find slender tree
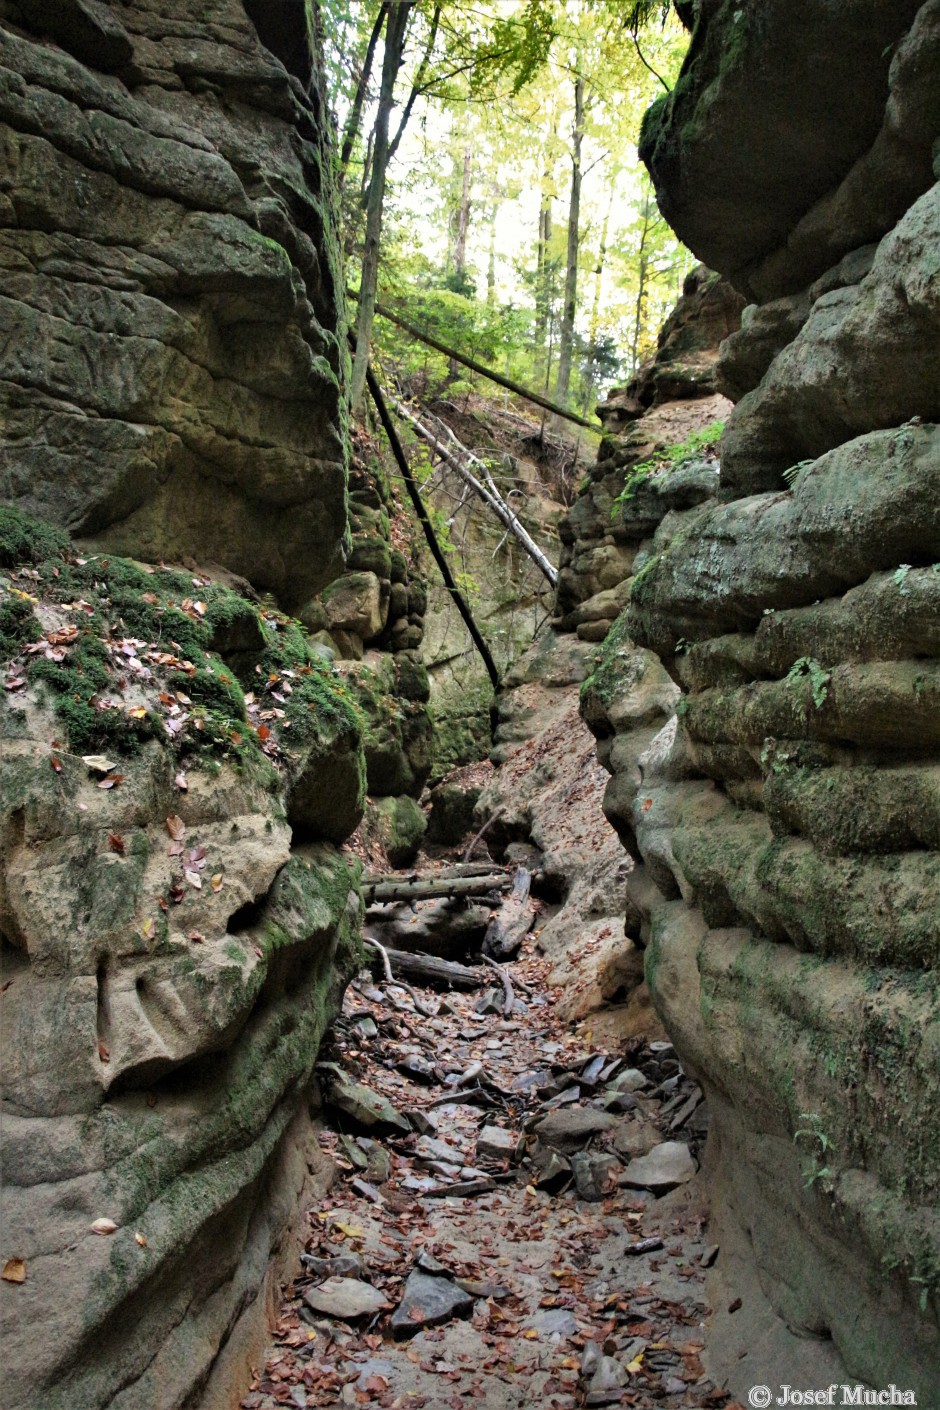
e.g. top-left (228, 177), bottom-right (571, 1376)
top-left (553, 71), bottom-right (585, 410)
top-left (350, 1), bottom-right (414, 411)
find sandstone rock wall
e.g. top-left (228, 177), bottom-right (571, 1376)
top-left (553, 266), bottom-right (739, 632)
top-left (586, 0), bottom-right (940, 1396)
top-left (0, 526), bottom-right (367, 1410)
top-left (0, 0), bottom-right (348, 614)
top-left (0, 5), bottom-right (372, 1404)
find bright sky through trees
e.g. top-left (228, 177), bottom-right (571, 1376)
top-left (321, 0), bottom-right (693, 413)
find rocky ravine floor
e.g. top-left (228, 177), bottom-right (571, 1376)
top-left (240, 941), bottom-right (742, 1410)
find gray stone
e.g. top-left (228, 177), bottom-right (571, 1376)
top-left (585, 1355), bottom-right (628, 1406)
top-left (476, 1125), bottom-right (522, 1162)
top-left (621, 1142), bottom-right (696, 1193)
top-left (532, 1107), bottom-right (617, 1153)
top-left (526, 1307), bottom-right (579, 1337)
top-left (404, 1107), bottom-right (439, 1136)
top-left (390, 1271), bottom-right (474, 1340)
top-left (534, 1151), bottom-right (573, 1193)
top-left (570, 1151), bottom-right (621, 1203)
top-left (302, 1278), bottom-right (389, 1321)
top-left (608, 1068), bottom-right (648, 1094)
top-left (301, 1254), bottom-right (364, 1283)
top-left (323, 1075), bottom-right (412, 1135)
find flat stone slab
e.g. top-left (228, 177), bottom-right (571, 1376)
top-left (532, 1107), bottom-right (617, 1152)
top-left (621, 1141), bottom-right (696, 1192)
top-left (303, 1277), bottom-right (389, 1320)
top-left (525, 1307), bottom-right (579, 1337)
top-left (476, 1125), bottom-right (522, 1161)
top-left (390, 1271), bottom-right (474, 1340)
top-left (323, 1074), bottom-right (411, 1134)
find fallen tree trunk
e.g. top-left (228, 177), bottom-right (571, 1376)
top-left (482, 866), bottom-right (533, 960)
top-left (362, 872), bottom-right (512, 904)
top-left (361, 295), bottom-right (599, 430)
top-left (365, 364), bottom-right (500, 691)
top-left (370, 948), bottom-right (486, 991)
top-left (391, 399), bottom-right (558, 588)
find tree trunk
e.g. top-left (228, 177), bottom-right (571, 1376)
top-left (350, 1), bottom-right (413, 412)
top-left (553, 74), bottom-right (585, 414)
top-left (391, 399), bottom-right (558, 587)
top-left (534, 194), bottom-right (552, 366)
top-left (454, 144), bottom-right (472, 276)
top-left (486, 202), bottom-right (497, 306)
top-left (630, 188), bottom-right (655, 376)
top-left (338, 2), bottom-right (388, 187)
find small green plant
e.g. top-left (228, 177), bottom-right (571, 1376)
top-left (893, 563), bottom-right (912, 595)
top-left (794, 1112), bottom-right (834, 1189)
top-left (611, 420), bottom-right (723, 518)
top-left (782, 458), bottom-right (814, 488)
top-left (786, 655), bottom-right (830, 709)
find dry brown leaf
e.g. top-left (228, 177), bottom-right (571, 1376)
top-left (134, 1232), bottom-right (148, 1247)
top-left (165, 815), bottom-right (185, 840)
top-left (98, 1040), bottom-right (110, 1063)
top-left (90, 1217), bottom-right (118, 1235)
top-left (107, 832), bottom-right (125, 855)
top-left (2, 1257), bottom-right (26, 1283)
top-left (184, 869), bottom-right (202, 890)
top-left (97, 774), bottom-right (123, 790)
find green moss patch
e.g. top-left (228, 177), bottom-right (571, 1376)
top-left (0, 509), bottom-right (362, 778)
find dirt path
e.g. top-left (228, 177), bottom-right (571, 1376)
top-left (241, 946), bottom-right (740, 1410)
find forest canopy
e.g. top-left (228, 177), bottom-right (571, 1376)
top-left (319, 0), bottom-right (694, 418)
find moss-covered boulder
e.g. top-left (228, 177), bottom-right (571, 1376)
top-left (0, 513), bottom-right (365, 1410)
top-left (363, 794), bottom-right (427, 867)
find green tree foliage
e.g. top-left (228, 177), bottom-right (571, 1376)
top-left (320, 0), bottom-right (694, 417)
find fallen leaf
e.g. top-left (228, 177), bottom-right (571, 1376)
top-left (50, 755), bottom-right (63, 774)
top-left (184, 869), bottom-right (202, 889)
top-left (82, 755), bottom-right (117, 773)
top-left (127, 706), bottom-right (148, 720)
top-left (98, 1040), bottom-right (110, 1063)
top-left (97, 773), bottom-right (123, 790)
top-left (165, 815), bottom-right (186, 840)
top-left (257, 724), bottom-right (271, 741)
top-left (2, 1257), bottom-right (26, 1284)
top-left (188, 930), bottom-right (205, 943)
top-left (107, 832), bottom-right (126, 855)
top-left (134, 1232), bottom-right (148, 1248)
top-left (90, 1218), bottom-right (118, 1236)
top-left (4, 676), bottom-right (27, 691)
top-left (332, 1220), bottom-right (364, 1239)
top-left (174, 771), bottom-right (188, 791)
top-left (210, 873), bottom-right (224, 893)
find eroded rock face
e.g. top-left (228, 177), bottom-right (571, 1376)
top-left (0, 0), bottom-right (348, 611)
top-left (588, 1), bottom-right (940, 1397)
top-left (0, 528), bottom-right (367, 1408)
top-left (1, 727), bottom-right (363, 1410)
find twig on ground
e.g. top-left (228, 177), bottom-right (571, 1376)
top-left (481, 955), bottom-right (515, 1017)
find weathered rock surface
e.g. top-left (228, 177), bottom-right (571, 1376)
top-left (390, 1270), bottom-right (474, 1340)
top-left (0, 0), bottom-right (349, 611)
top-left (0, 688), bottom-right (363, 1410)
top-left (580, 1), bottom-right (940, 1399)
